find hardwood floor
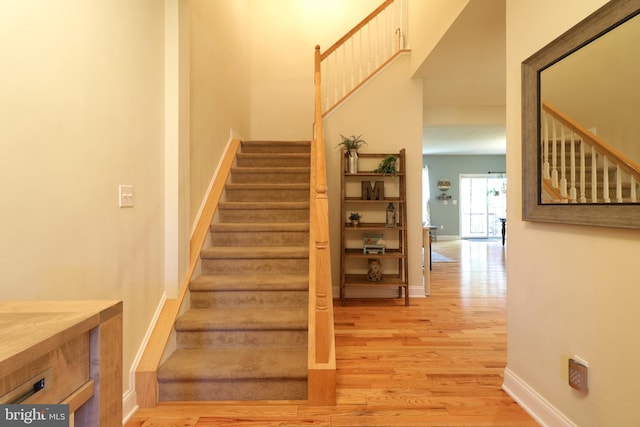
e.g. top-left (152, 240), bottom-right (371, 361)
top-left (125, 239), bottom-right (538, 426)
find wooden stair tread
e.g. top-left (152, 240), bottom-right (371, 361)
top-left (158, 348), bottom-right (307, 381)
top-left (175, 307), bottom-right (307, 331)
top-left (190, 274), bottom-right (308, 291)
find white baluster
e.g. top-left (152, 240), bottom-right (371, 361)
top-left (616, 165), bottom-right (623, 203)
top-left (359, 30), bottom-right (363, 82)
top-left (367, 22), bottom-right (372, 75)
top-left (375, 14), bottom-right (380, 67)
top-left (322, 59), bottom-right (329, 113)
top-left (560, 125), bottom-right (567, 198)
top-left (350, 38), bottom-right (355, 91)
top-left (551, 117), bottom-right (558, 189)
top-left (602, 156), bottom-right (610, 203)
top-left (631, 176), bottom-right (637, 202)
top-left (591, 146), bottom-right (598, 203)
top-left (331, 50), bottom-right (340, 107)
top-left (569, 132), bottom-right (577, 202)
top-left (342, 45), bottom-right (347, 97)
top-left (543, 111), bottom-right (550, 180)
top-left (579, 139), bottom-right (587, 203)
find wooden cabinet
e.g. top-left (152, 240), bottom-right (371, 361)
top-left (0, 300), bottom-right (122, 426)
top-left (340, 149), bottom-right (409, 306)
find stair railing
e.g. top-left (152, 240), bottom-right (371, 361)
top-left (320, 0), bottom-right (407, 116)
top-left (307, 45), bottom-right (336, 406)
top-left (541, 101), bottom-right (640, 203)
top-left (307, 0), bottom-right (407, 404)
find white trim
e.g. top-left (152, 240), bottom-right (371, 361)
top-left (122, 292), bottom-right (168, 425)
top-left (503, 367), bottom-right (576, 427)
top-left (190, 130), bottom-right (243, 238)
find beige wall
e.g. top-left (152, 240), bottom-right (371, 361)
top-left (189, 0), bottom-right (252, 225)
top-left (247, 0), bottom-right (380, 140)
top-left (0, 0), bottom-right (166, 399)
top-left (324, 54), bottom-right (424, 297)
top-left (506, 1), bottom-right (640, 425)
top-left (407, 0), bottom-right (468, 76)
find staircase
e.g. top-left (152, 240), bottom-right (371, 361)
top-left (157, 140), bottom-right (311, 401)
top-left (541, 102), bottom-right (640, 203)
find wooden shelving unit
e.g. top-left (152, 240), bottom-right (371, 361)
top-left (339, 149), bottom-right (409, 305)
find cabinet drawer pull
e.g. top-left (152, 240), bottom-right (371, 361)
top-left (0, 368), bottom-right (51, 405)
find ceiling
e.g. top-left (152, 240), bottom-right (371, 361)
top-left (415, 0), bottom-right (506, 155)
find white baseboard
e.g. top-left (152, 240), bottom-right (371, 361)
top-left (503, 367), bottom-right (575, 427)
top-left (122, 292), bottom-right (168, 424)
top-left (122, 389), bottom-right (138, 425)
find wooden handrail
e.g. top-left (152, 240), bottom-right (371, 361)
top-left (321, 0), bottom-right (394, 60)
top-left (543, 101), bottom-right (640, 180)
top-left (135, 139), bottom-right (240, 408)
top-left (319, 0), bottom-right (404, 115)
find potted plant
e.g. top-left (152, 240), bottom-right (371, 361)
top-left (336, 134), bottom-right (366, 173)
top-left (373, 155), bottom-right (398, 176)
top-left (349, 212), bottom-right (362, 227)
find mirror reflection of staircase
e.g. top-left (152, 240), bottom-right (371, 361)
top-left (157, 140), bottom-right (311, 401)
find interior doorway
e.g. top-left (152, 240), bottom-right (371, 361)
top-left (459, 174), bottom-right (506, 239)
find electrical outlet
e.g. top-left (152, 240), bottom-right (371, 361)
top-left (568, 357), bottom-right (588, 393)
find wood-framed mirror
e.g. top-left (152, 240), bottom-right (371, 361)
top-left (522, 0), bottom-right (640, 229)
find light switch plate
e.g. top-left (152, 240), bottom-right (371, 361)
top-left (119, 185), bottom-right (134, 208)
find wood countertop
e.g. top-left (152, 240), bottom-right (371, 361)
top-left (0, 300), bottom-right (122, 378)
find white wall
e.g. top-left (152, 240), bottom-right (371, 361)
top-left (0, 0), bottom-right (166, 396)
top-left (506, 1), bottom-right (640, 425)
top-left (324, 54), bottom-right (424, 297)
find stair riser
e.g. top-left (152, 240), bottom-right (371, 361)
top-left (158, 379), bottom-right (307, 401)
top-left (236, 157), bottom-right (310, 168)
top-left (190, 290), bottom-right (308, 308)
top-left (225, 189), bottom-right (309, 202)
top-left (201, 259), bottom-right (309, 275)
top-left (176, 329), bottom-right (307, 350)
top-left (231, 172), bottom-right (310, 184)
top-left (217, 209), bottom-right (309, 223)
top-left (210, 231), bottom-right (308, 246)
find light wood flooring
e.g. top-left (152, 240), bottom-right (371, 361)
top-left (125, 239), bottom-right (538, 426)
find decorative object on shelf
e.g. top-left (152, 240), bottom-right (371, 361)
top-left (349, 212), bottom-right (362, 227)
top-left (436, 178), bottom-right (452, 200)
top-left (367, 258), bottom-right (383, 282)
top-left (361, 181), bottom-right (384, 200)
top-left (385, 203), bottom-right (396, 227)
top-left (362, 233), bottom-right (386, 254)
top-left (372, 155), bottom-right (398, 176)
top-left (336, 134), bottom-right (366, 173)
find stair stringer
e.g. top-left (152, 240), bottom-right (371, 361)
top-left (135, 138), bottom-right (241, 408)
